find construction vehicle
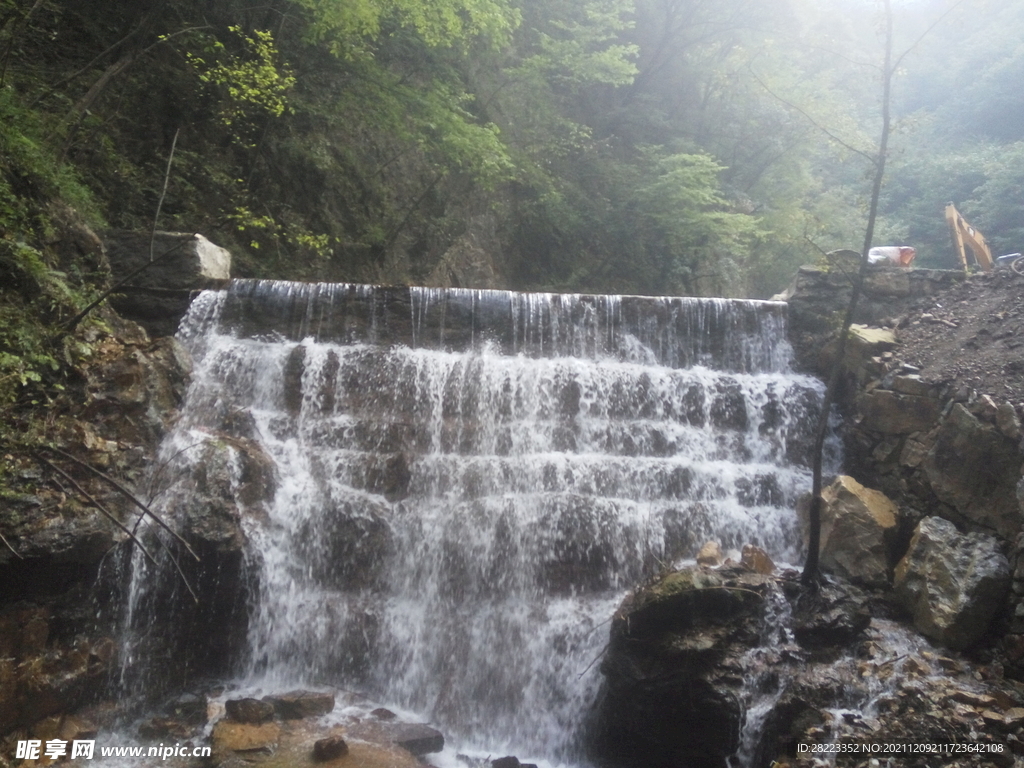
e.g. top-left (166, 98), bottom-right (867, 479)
top-left (945, 202), bottom-right (994, 272)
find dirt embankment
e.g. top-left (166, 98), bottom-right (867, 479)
top-left (895, 269), bottom-right (1024, 410)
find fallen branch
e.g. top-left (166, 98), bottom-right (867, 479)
top-left (0, 529), bottom-right (22, 559)
top-left (35, 450), bottom-right (199, 603)
top-left (53, 233), bottom-right (198, 341)
top-left (39, 445), bottom-right (199, 561)
top-left (151, 127), bottom-right (180, 262)
top-left (34, 452), bottom-right (159, 568)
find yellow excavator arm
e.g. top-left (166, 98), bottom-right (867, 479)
top-left (945, 202), bottom-right (994, 272)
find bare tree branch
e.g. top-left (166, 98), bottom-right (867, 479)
top-left (746, 66), bottom-right (877, 167)
top-left (39, 445), bottom-right (200, 562)
top-left (803, 0), bottom-right (894, 584)
top-left (151, 127), bottom-right (181, 261)
top-left (34, 452), bottom-right (160, 569)
top-left (0, 529), bottom-right (22, 559)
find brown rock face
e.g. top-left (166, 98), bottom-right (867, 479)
top-left (922, 404), bottom-right (1022, 538)
top-left (696, 540), bottom-right (724, 566)
top-left (225, 697), bottom-right (275, 724)
top-left (799, 476), bottom-right (898, 587)
top-left (211, 720), bottom-right (281, 752)
top-left (0, 606), bottom-right (114, 732)
top-left (740, 544), bottom-right (775, 575)
top-left (855, 389), bottom-right (942, 434)
top-left (894, 516), bottom-right (1011, 650)
top-left (313, 735), bottom-right (349, 761)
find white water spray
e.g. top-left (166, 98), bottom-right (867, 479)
top-left (130, 281), bottom-right (831, 765)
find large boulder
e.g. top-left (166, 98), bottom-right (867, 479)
top-left (893, 516), bottom-right (1010, 650)
top-left (105, 231), bottom-right (231, 337)
top-left (264, 690), bottom-right (335, 720)
top-left (346, 720), bottom-right (445, 756)
top-left (798, 476), bottom-right (898, 587)
top-left (855, 389), bottom-right (942, 435)
top-left (922, 404), bottom-right (1023, 538)
top-left (591, 567), bottom-right (770, 768)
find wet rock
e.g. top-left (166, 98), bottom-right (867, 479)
top-left (736, 474), bottom-right (784, 507)
top-left (741, 544), bottom-right (775, 575)
top-left (186, 438), bottom-right (274, 553)
top-left (371, 707), bottom-right (397, 720)
top-left (922, 404), bottom-right (1022, 538)
top-left (592, 566), bottom-right (769, 768)
top-left (709, 381), bottom-right (748, 431)
top-left (283, 344), bottom-right (306, 417)
top-left (168, 692), bottom-right (207, 725)
top-left (347, 719), bottom-right (445, 756)
top-left (264, 690), bottom-right (335, 719)
top-left (697, 541), bottom-right (724, 566)
top-left (787, 578), bottom-right (871, 649)
top-left (367, 452), bottom-right (412, 502)
top-left (798, 476), bottom-right (898, 588)
top-left (313, 735), bottom-right (349, 761)
top-left (138, 717), bottom-right (194, 739)
top-left (225, 697), bottom-right (275, 724)
top-left (390, 722), bottom-right (445, 755)
top-left (537, 495), bottom-right (628, 594)
top-left (298, 496), bottom-right (392, 590)
top-left (211, 720), bottom-right (280, 752)
top-left (893, 516), bottom-right (1010, 650)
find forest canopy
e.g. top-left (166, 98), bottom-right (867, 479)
top-left (1, 0), bottom-right (1023, 301)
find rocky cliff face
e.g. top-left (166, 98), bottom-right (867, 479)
top-left (0, 314), bottom-right (191, 737)
top-left (0, 230), bottom-right (249, 741)
top-left (781, 261), bottom-right (1024, 665)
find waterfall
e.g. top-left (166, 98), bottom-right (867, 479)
top-left (130, 280), bottom-right (832, 765)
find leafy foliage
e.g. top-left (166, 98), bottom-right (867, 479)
top-left (294, 0), bottom-right (521, 55)
top-left (187, 26), bottom-right (296, 132)
top-left (1, 0), bottom-right (1023, 303)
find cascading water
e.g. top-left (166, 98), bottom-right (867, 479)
top-left (124, 280), bottom-right (833, 766)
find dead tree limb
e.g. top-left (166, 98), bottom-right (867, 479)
top-left (34, 452), bottom-right (159, 569)
top-left (54, 232), bottom-right (198, 341)
top-left (803, 0), bottom-right (893, 584)
top-left (0, 529), bottom-right (22, 559)
top-left (151, 127), bottom-right (181, 261)
top-left (39, 445), bottom-right (200, 562)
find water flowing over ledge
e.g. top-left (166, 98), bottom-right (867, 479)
top-left (125, 280), bottom-right (834, 767)
top-left (206, 280), bottom-right (794, 373)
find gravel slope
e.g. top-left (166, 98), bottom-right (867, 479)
top-left (895, 269), bottom-right (1024, 409)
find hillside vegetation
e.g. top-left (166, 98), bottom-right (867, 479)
top-left (2, 0), bottom-right (1024, 422)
